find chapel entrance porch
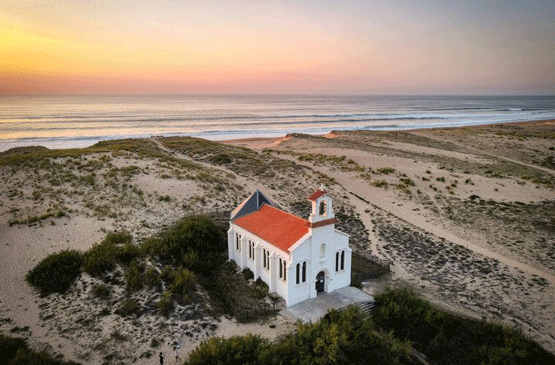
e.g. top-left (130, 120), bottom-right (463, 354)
top-left (280, 286), bottom-right (374, 323)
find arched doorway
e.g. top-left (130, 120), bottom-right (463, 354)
top-left (316, 271), bottom-right (325, 294)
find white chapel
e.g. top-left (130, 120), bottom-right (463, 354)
top-left (227, 186), bottom-right (352, 307)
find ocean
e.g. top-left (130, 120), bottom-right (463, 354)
top-left (1, 94), bottom-right (554, 152)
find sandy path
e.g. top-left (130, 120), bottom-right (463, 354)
top-left (152, 138), bottom-right (261, 194)
top-left (277, 154), bottom-right (555, 287)
top-left (410, 131), bottom-right (555, 176)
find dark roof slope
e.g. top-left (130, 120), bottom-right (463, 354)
top-left (230, 189), bottom-right (279, 221)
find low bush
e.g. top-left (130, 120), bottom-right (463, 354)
top-left (124, 260), bottom-right (146, 292)
top-left (157, 291), bottom-right (175, 316)
top-left (91, 284), bottom-right (111, 299)
top-left (242, 267), bottom-right (254, 280)
top-left (170, 267), bottom-right (196, 295)
top-left (377, 167), bottom-right (396, 174)
top-left (0, 334), bottom-right (80, 365)
top-left (26, 250), bottom-right (83, 296)
top-left (83, 231), bottom-right (140, 277)
top-left (141, 215), bottom-right (225, 274)
top-left (115, 298), bottom-right (140, 317)
top-left (83, 240), bottom-right (117, 276)
top-left (185, 334), bottom-right (267, 365)
top-left (144, 267), bottom-right (162, 291)
top-left (374, 287), bottom-right (555, 365)
top-left (184, 307), bottom-right (415, 365)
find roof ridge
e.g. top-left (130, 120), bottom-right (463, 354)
top-left (262, 204), bottom-right (308, 223)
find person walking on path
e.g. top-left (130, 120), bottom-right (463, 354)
top-left (174, 346), bottom-right (181, 363)
top-left (159, 352), bottom-right (164, 365)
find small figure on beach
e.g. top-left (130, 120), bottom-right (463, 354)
top-left (159, 351), bottom-right (164, 365)
top-left (174, 346), bottom-right (181, 363)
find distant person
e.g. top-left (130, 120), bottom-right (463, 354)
top-left (174, 346), bottom-right (181, 363)
top-left (159, 351), bottom-right (164, 365)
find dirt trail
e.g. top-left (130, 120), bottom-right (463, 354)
top-left (278, 154), bottom-right (555, 287)
top-left (152, 138), bottom-right (260, 194)
top-left (409, 131), bottom-right (555, 176)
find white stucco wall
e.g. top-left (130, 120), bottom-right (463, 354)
top-left (228, 223), bottom-right (291, 303)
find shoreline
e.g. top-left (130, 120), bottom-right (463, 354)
top-left (2, 118), bottom-right (555, 153)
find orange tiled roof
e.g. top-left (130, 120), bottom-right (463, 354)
top-left (308, 189), bottom-right (326, 201)
top-left (233, 204), bottom-right (309, 253)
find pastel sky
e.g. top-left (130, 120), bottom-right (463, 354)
top-left (1, 0), bottom-right (554, 94)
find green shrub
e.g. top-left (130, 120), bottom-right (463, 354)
top-left (255, 277), bottom-right (269, 292)
top-left (372, 179), bottom-right (388, 188)
top-left (157, 291), bottom-right (175, 316)
top-left (83, 241), bottom-right (118, 277)
top-left (26, 250), bottom-right (83, 296)
top-left (0, 334), bottom-right (80, 365)
top-left (141, 215), bottom-right (225, 274)
top-left (115, 298), bottom-right (140, 317)
top-left (84, 231), bottom-right (139, 276)
top-left (144, 267), bottom-right (162, 290)
top-left (150, 338), bottom-right (160, 348)
top-left (170, 267), bottom-right (196, 296)
top-left (110, 330), bottom-right (128, 342)
top-left (91, 284), bottom-right (111, 299)
top-left (160, 265), bottom-right (174, 283)
top-left (377, 167), bottom-right (396, 174)
top-left (374, 287), bottom-right (555, 365)
top-left (184, 307), bottom-right (415, 365)
top-left (184, 334), bottom-right (267, 365)
top-left (242, 267), bottom-right (254, 281)
top-left (124, 260), bottom-right (145, 292)
top-left (116, 242), bottom-right (141, 265)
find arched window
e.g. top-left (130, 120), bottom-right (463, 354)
top-left (278, 257), bottom-right (287, 281)
top-left (320, 244), bottom-right (326, 258)
top-left (341, 250), bottom-right (345, 270)
top-left (296, 261), bottom-right (307, 284)
top-left (335, 252), bottom-right (340, 272)
top-left (248, 240), bottom-right (255, 260)
top-left (236, 233), bottom-right (241, 251)
top-left (263, 248), bottom-right (269, 269)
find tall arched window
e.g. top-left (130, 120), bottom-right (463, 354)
top-left (268, 251), bottom-right (270, 267)
top-left (335, 252), bottom-right (340, 272)
top-left (279, 258), bottom-right (283, 278)
top-left (296, 261), bottom-right (307, 284)
top-left (320, 244), bottom-right (326, 258)
top-left (248, 240), bottom-right (255, 260)
top-left (236, 233), bottom-right (241, 251)
top-left (341, 250), bottom-right (345, 270)
top-left (262, 248), bottom-right (268, 269)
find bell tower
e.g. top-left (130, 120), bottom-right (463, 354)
top-left (308, 185), bottom-right (336, 227)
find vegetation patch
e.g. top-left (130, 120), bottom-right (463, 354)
top-left (374, 287), bottom-right (555, 365)
top-left (0, 334), bottom-right (80, 365)
top-left (184, 306), bottom-right (416, 365)
top-left (200, 261), bottom-right (272, 323)
top-left (26, 250), bottom-right (83, 296)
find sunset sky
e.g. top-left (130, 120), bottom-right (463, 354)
top-left (1, 0), bottom-right (554, 94)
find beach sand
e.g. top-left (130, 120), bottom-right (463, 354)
top-left (1, 120), bottom-right (554, 363)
